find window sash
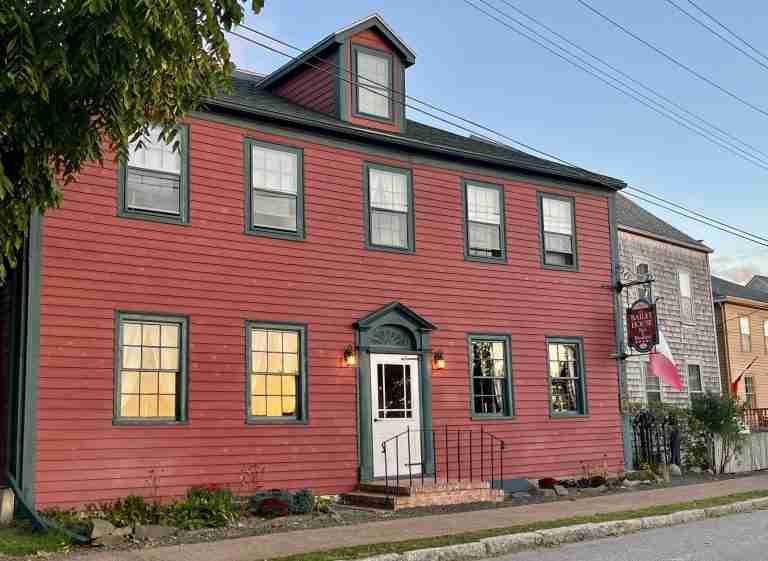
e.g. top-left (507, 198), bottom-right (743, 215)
top-left (469, 337), bottom-right (512, 417)
top-left (356, 50), bottom-right (391, 118)
top-left (548, 341), bottom-right (585, 414)
top-left (252, 189), bottom-right (298, 232)
top-left (366, 164), bottom-right (412, 250)
top-left (541, 196), bottom-right (576, 267)
top-left (128, 125), bottom-right (181, 175)
top-left (125, 167), bottom-right (181, 215)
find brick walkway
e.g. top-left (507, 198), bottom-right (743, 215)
top-left (69, 474), bottom-right (768, 561)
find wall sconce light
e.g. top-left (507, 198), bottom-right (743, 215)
top-left (343, 345), bottom-right (357, 367)
top-left (433, 351), bottom-right (446, 370)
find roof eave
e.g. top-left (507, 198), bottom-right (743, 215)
top-left (618, 224), bottom-right (713, 253)
top-left (255, 34), bottom-right (339, 90)
top-left (203, 98), bottom-right (625, 191)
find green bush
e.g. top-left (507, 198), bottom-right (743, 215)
top-left (165, 486), bottom-right (238, 530)
top-left (290, 489), bottom-right (315, 515)
top-left (248, 489), bottom-right (317, 516)
top-left (87, 495), bottom-right (163, 528)
top-left (690, 393), bottom-right (746, 474)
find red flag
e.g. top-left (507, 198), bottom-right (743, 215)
top-left (649, 330), bottom-right (684, 391)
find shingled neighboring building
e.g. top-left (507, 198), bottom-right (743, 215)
top-left (616, 195), bottom-right (720, 406)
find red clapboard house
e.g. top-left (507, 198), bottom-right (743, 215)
top-left (0, 14), bottom-right (629, 510)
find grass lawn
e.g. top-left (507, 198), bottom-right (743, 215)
top-left (0, 522), bottom-right (71, 557)
top-left (270, 489), bottom-right (768, 561)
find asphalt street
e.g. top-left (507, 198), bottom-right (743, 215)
top-left (492, 510), bottom-right (768, 561)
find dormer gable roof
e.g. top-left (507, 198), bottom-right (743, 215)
top-left (258, 14), bottom-right (415, 91)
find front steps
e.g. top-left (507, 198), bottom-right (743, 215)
top-left (341, 478), bottom-right (505, 510)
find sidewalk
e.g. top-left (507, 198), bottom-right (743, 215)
top-left (70, 474), bottom-right (768, 561)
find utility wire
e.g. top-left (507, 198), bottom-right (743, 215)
top-left (662, 0), bottom-right (768, 73)
top-left (493, 0), bottom-right (768, 161)
top-left (574, 0), bottom-right (768, 121)
top-left (227, 28), bottom-right (768, 249)
top-left (463, 0), bottom-right (768, 173)
top-left (684, 0), bottom-right (768, 65)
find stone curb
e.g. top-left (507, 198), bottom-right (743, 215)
top-left (336, 497), bottom-right (768, 561)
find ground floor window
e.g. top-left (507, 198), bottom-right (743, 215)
top-left (468, 334), bottom-right (513, 417)
top-left (643, 361), bottom-right (662, 404)
top-left (547, 337), bottom-right (587, 415)
top-left (688, 364), bottom-right (703, 398)
top-left (115, 312), bottom-right (188, 422)
top-left (247, 322), bottom-right (307, 422)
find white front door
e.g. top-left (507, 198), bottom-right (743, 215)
top-left (370, 354), bottom-right (421, 478)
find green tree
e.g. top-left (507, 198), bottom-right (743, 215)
top-left (689, 392), bottom-right (746, 474)
top-left (0, 0), bottom-right (263, 281)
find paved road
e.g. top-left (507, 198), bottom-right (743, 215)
top-left (493, 510), bottom-right (768, 561)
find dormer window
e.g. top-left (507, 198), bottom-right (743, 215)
top-left (353, 46), bottom-right (392, 120)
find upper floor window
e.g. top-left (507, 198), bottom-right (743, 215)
top-left (678, 270), bottom-right (694, 322)
top-left (469, 335), bottom-right (513, 417)
top-left (245, 139), bottom-right (304, 239)
top-left (688, 364), bottom-right (703, 398)
top-left (247, 322), bottom-right (307, 422)
top-left (354, 46), bottom-right (392, 120)
top-left (547, 338), bottom-right (587, 415)
top-left (463, 181), bottom-right (506, 262)
top-left (644, 361), bottom-right (662, 404)
top-left (540, 194), bottom-right (577, 269)
top-left (740, 316), bottom-right (752, 353)
top-left (115, 312), bottom-right (188, 423)
top-left (745, 375), bottom-right (756, 407)
top-left (120, 125), bottom-right (189, 223)
top-left (364, 163), bottom-right (414, 252)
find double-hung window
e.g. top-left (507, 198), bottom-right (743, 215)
top-left (464, 181), bottom-right (506, 261)
top-left (745, 375), bottom-right (756, 408)
top-left (740, 316), bottom-right (752, 353)
top-left (540, 194), bottom-right (577, 269)
top-left (678, 270), bottom-right (694, 322)
top-left (688, 364), bottom-right (703, 398)
top-left (247, 322), bottom-right (307, 422)
top-left (636, 262), bottom-right (651, 300)
top-left (120, 125), bottom-right (189, 223)
top-left (364, 163), bottom-right (414, 252)
top-left (354, 46), bottom-right (392, 120)
top-left (246, 140), bottom-right (304, 239)
top-left (469, 335), bottom-right (513, 417)
top-left (115, 313), bottom-right (188, 423)
top-left (644, 360), bottom-right (662, 404)
top-left (547, 337), bottom-right (587, 415)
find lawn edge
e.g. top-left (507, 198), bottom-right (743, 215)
top-left (269, 490), bottom-right (768, 561)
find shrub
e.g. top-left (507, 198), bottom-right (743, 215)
top-left (314, 496), bottom-right (333, 514)
top-left (165, 486), bottom-right (238, 530)
top-left (290, 489), bottom-right (315, 515)
top-left (255, 497), bottom-right (289, 518)
top-left (87, 495), bottom-right (163, 528)
top-left (690, 393), bottom-right (746, 474)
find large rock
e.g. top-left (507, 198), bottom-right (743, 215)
top-left (134, 524), bottom-right (176, 541)
top-left (89, 519), bottom-right (115, 540)
top-left (689, 466), bottom-right (703, 474)
top-left (669, 464), bottom-right (682, 477)
top-left (553, 485), bottom-right (569, 497)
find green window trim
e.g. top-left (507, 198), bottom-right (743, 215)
top-left (351, 43), bottom-right (396, 124)
top-left (546, 336), bottom-right (589, 417)
top-left (244, 138), bottom-right (306, 240)
top-left (538, 192), bottom-right (579, 271)
top-left (245, 320), bottom-right (309, 424)
top-left (117, 124), bottom-right (190, 225)
top-left (462, 179), bottom-right (507, 263)
top-left (113, 311), bottom-right (189, 425)
top-left (362, 161), bottom-right (416, 253)
top-left (468, 333), bottom-right (515, 419)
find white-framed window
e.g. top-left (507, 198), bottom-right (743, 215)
top-left (365, 163), bottom-right (413, 251)
top-left (354, 47), bottom-right (392, 119)
top-left (464, 181), bottom-right (505, 261)
top-left (540, 194), bottom-right (576, 268)
top-left (688, 364), bottom-right (703, 397)
top-left (643, 361), bottom-right (662, 404)
top-left (678, 270), bottom-right (694, 322)
top-left (745, 375), bottom-right (756, 408)
top-left (122, 125), bottom-right (188, 222)
top-left (740, 316), bottom-right (752, 353)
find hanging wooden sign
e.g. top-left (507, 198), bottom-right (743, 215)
top-left (627, 299), bottom-right (658, 353)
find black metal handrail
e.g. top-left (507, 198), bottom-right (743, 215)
top-left (744, 408), bottom-right (768, 432)
top-left (380, 425), bottom-right (507, 496)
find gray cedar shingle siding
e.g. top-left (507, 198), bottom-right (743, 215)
top-left (746, 275), bottom-right (768, 293)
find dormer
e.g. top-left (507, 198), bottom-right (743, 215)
top-left (258, 15), bottom-right (416, 134)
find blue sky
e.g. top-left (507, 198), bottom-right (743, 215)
top-left (229, 1), bottom-right (768, 282)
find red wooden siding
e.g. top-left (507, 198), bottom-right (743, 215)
top-left (36, 115), bottom-right (622, 509)
top-left (345, 29), bottom-right (404, 133)
top-left (272, 50), bottom-right (338, 117)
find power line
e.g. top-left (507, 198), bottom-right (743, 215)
top-left (462, 0), bottom-right (768, 173)
top-left (662, 0), bottom-right (768, 73)
top-left (226, 27), bottom-right (768, 250)
top-left (493, 0), bottom-right (768, 161)
top-left (574, 0), bottom-right (768, 121)
top-left (684, 0), bottom-right (768, 65)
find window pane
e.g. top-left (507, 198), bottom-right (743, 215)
top-left (357, 51), bottom-right (391, 118)
top-left (125, 169), bottom-right (181, 215)
top-left (122, 371), bottom-right (140, 394)
top-left (252, 192), bottom-right (297, 231)
top-left (140, 372), bottom-right (158, 394)
top-left (162, 325), bottom-right (179, 348)
top-left (251, 146), bottom-right (297, 194)
top-left (468, 222), bottom-right (502, 257)
top-left (688, 365), bottom-right (702, 393)
top-left (123, 324), bottom-right (142, 346)
top-left (741, 317), bottom-right (751, 335)
top-left (159, 372), bottom-right (175, 394)
top-left (551, 378), bottom-right (579, 412)
top-left (544, 232), bottom-right (572, 253)
top-left (678, 271), bottom-right (692, 297)
top-left (252, 352), bottom-right (267, 373)
top-left (142, 324), bottom-right (161, 346)
top-left (252, 329), bottom-right (268, 352)
top-left (123, 347), bottom-right (141, 369)
top-left (140, 395), bottom-right (158, 417)
top-left (252, 374), bottom-right (266, 395)
top-left (371, 210), bottom-right (408, 248)
top-left (121, 395), bottom-right (139, 417)
top-left (129, 126), bottom-right (181, 173)
top-left (467, 185), bottom-right (501, 224)
top-left (283, 331), bottom-right (299, 353)
top-left (161, 349), bottom-right (178, 370)
top-left (542, 197), bottom-right (573, 235)
top-left (158, 396), bottom-right (176, 417)
top-left (370, 169), bottom-right (408, 212)
top-left (142, 348), bottom-right (160, 369)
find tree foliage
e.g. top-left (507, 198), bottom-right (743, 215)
top-left (689, 392), bottom-right (746, 474)
top-left (0, 0), bottom-right (264, 281)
